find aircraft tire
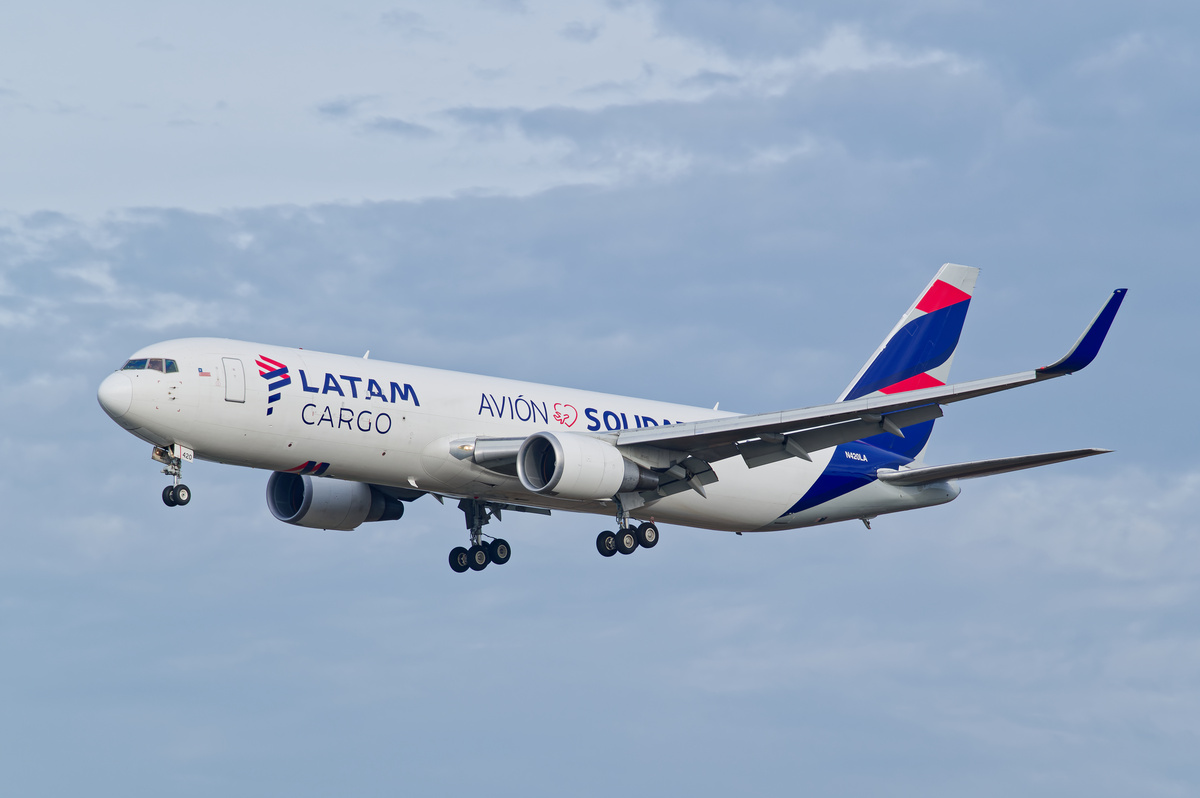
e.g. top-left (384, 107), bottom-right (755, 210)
top-left (162, 486), bottom-right (177, 507)
top-left (468, 544), bottom-right (490, 571)
top-left (174, 485), bottom-right (191, 506)
top-left (616, 528), bottom-right (639, 555)
top-left (449, 547), bottom-right (470, 573)
top-left (489, 538), bottom-right (511, 565)
top-left (636, 522), bottom-right (658, 549)
top-left (596, 531), bottom-right (618, 557)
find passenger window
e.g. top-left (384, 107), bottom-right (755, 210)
top-left (148, 358), bottom-right (165, 372)
top-left (122, 359), bottom-right (149, 370)
top-left (165, 359), bottom-right (179, 373)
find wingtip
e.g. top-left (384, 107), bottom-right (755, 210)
top-left (1036, 288), bottom-right (1127, 378)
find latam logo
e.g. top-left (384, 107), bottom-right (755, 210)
top-left (844, 277), bottom-right (972, 401)
top-left (257, 355), bottom-right (292, 416)
top-left (287, 460), bottom-right (330, 476)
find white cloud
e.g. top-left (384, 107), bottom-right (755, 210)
top-left (0, 372), bottom-right (83, 413)
top-left (679, 634), bottom-right (926, 694)
top-left (379, 8), bottom-right (441, 40)
top-left (946, 468), bottom-right (1200, 580)
top-left (0, 306), bottom-right (40, 329)
top-left (0, 2), bottom-right (977, 217)
top-left (1074, 32), bottom-right (1152, 74)
top-left (56, 261), bottom-right (120, 294)
top-left (799, 24), bottom-right (970, 76)
top-left (360, 116), bottom-right (436, 139)
top-left (0, 5), bottom-right (1192, 794)
top-left (560, 20), bottom-right (603, 43)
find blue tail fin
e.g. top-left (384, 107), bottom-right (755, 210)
top-left (839, 263), bottom-right (979, 460)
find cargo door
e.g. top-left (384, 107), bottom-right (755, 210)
top-left (222, 357), bottom-right (245, 403)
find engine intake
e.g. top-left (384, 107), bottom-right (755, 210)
top-left (266, 472), bottom-right (406, 530)
top-left (517, 431), bottom-right (658, 500)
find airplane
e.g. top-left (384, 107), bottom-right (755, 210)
top-left (96, 264), bottom-right (1126, 573)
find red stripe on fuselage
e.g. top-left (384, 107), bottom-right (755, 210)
top-left (879, 372), bottom-right (946, 394)
top-left (915, 280), bottom-right (971, 313)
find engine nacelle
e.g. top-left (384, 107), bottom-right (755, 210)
top-left (266, 472), bottom-right (405, 531)
top-left (517, 431), bottom-right (658, 500)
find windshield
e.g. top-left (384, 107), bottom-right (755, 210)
top-left (122, 358), bottom-right (179, 373)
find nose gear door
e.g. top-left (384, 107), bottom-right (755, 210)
top-left (222, 357), bottom-right (245, 403)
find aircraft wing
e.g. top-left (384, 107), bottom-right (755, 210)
top-left (611, 289), bottom-right (1127, 473)
top-left (462, 289), bottom-right (1124, 502)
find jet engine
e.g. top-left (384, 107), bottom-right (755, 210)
top-left (517, 431), bottom-right (659, 500)
top-left (266, 471), bottom-right (406, 531)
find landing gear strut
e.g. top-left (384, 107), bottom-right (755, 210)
top-left (154, 445), bottom-right (192, 507)
top-left (449, 499), bottom-right (512, 573)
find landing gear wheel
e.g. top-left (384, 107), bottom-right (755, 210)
top-left (636, 522), bottom-right (659, 549)
top-left (489, 538), bottom-right (511, 565)
top-left (468, 544), bottom-right (490, 571)
top-left (162, 486), bottom-right (177, 507)
top-left (616, 527), bottom-right (639, 555)
top-left (597, 531), bottom-right (618, 557)
top-left (449, 547), bottom-right (470, 573)
top-left (173, 484), bottom-right (191, 506)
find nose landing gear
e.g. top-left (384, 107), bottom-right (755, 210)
top-left (153, 444), bottom-right (193, 508)
top-left (161, 484), bottom-right (191, 506)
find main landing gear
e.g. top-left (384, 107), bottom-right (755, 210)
top-left (449, 499), bottom-right (512, 574)
top-left (153, 445), bottom-right (192, 507)
top-left (596, 520), bottom-right (659, 558)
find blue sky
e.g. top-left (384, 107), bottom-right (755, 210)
top-left (2, 2), bottom-right (1197, 796)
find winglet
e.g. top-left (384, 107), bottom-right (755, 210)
top-left (1036, 289), bottom-right (1127, 378)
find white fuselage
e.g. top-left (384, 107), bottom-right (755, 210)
top-left (98, 338), bottom-right (958, 532)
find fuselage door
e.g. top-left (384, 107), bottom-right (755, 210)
top-left (222, 357), bottom-right (246, 403)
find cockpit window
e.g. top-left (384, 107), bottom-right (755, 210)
top-left (122, 357), bottom-right (178, 373)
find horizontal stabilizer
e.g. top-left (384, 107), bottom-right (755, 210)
top-left (875, 448), bottom-right (1111, 486)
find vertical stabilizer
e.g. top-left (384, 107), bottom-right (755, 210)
top-left (838, 263), bottom-right (979, 460)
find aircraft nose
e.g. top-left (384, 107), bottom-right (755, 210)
top-left (97, 372), bottom-right (133, 419)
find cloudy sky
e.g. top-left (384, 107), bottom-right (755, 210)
top-left (2, 1), bottom-right (1197, 795)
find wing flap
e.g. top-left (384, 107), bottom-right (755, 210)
top-left (734, 404), bottom-right (945, 469)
